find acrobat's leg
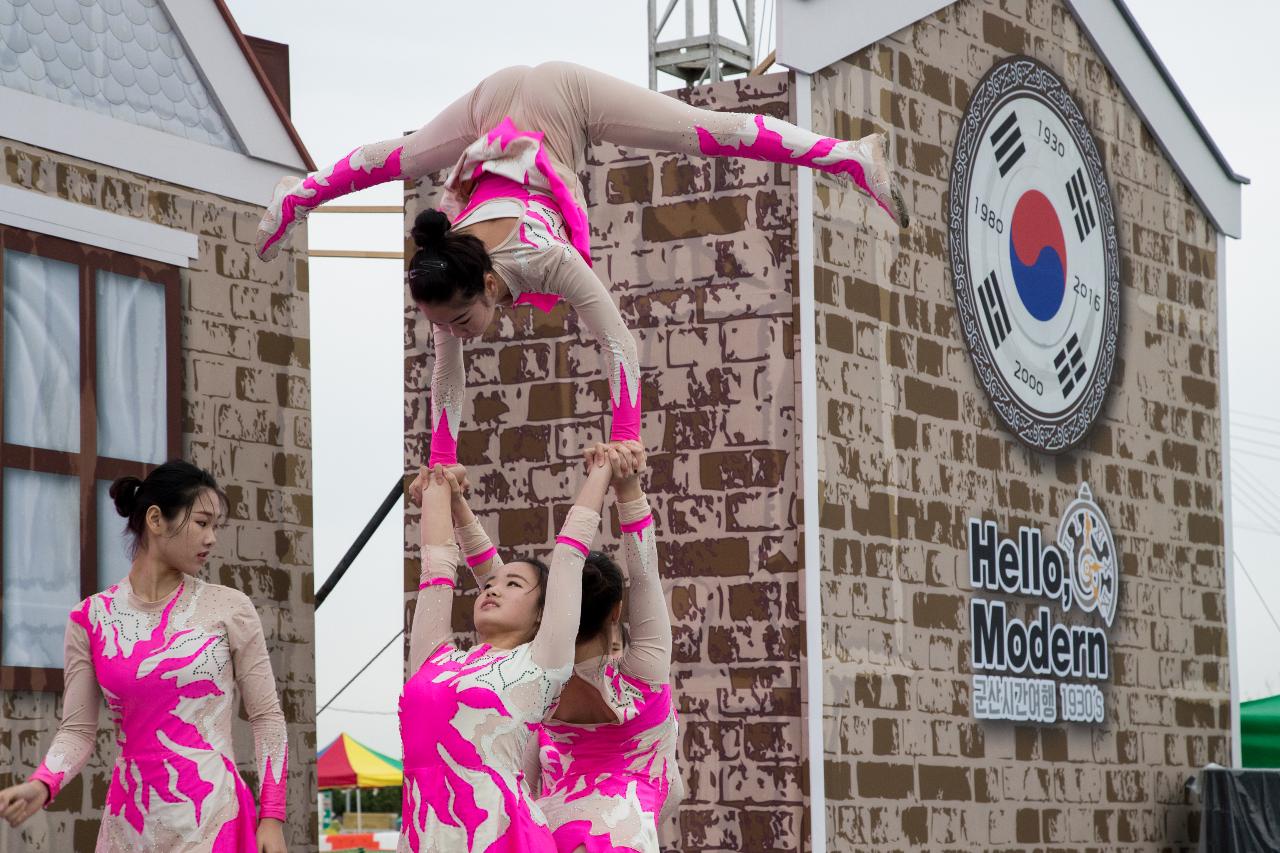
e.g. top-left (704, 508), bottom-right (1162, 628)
top-left (521, 62), bottom-right (909, 226)
top-left (254, 67), bottom-right (540, 260)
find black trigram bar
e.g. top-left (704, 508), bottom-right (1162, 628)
top-left (1054, 332), bottom-right (1087, 395)
top-left (1067, 168), bottom-right (1096, 240)
top-left (990, 111), bottom-right (1026, 177)
top-left (979, 271), bottom-right (1011, 349)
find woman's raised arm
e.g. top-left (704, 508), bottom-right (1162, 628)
top-left (408, 466), bottom-right (464, 673)
top-left (609, 443), bottom-right (671, 684)
top-left (530, 448), bottom-right (613, 671)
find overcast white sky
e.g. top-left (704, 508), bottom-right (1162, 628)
top-left (222, 0), bottom-right (1280, 759)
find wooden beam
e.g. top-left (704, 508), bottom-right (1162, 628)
top-left (309, 205), bottom-right (404, 214)
top-left (308, 250), bottom-right (403, 259)
top-left (749, 49), bottom-right (776, 77)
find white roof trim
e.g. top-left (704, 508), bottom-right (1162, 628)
top-left (776, 0), bottom-right (1244, 237)
top-left (776, 0), bottom-right (949, 75)
top-left (161, 0), bottom-right (305, 171)
top-left (0, 185), bottom-right (198, 268)
top-left (1065, 0), bottom-right (1242, 236)
top-left (1, 85), bottom-right (294, 208)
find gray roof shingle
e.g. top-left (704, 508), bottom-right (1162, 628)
top-left (0, 0), bottom-right (239, 151)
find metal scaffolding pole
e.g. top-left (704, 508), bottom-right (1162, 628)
top-left (648, 0), bottom-right (756, 89)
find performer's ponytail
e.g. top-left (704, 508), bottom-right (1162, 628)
top-left (110, 461), bottom-right (226, 558)
top-left (577, 551), bottom-right (624, 643)
top-left (407, 209), bottom-right (493, 305)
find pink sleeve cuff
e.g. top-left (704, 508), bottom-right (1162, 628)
top-left (616, 496), bottom-right (653, 528)
top-left (619, 514), bottom-right (653, 533)
top-left (259, 803), bottom-right (287, 822)
top-left (29, 766), bottom-right (63, 803)
top-left (427, 445), bottom-right (458, 467)
top-left (455, 520), bottom-right (499, 560)
top-left (607, 369), bottom-right (642, 443)
top-left (555, 506), bottom-right (601, 557)
top-left (257, 752), bottom-right (288, 822)
top-left (419, 544), bottom-right (460, 588)
top-left (555, 536), bottom-right (590, 557)
top-left (428, 408), bottom-right (459, 467)
top-left (419, 577), bottom-right (456, 590)
top-left (465, 547), bottom-right (499, 568)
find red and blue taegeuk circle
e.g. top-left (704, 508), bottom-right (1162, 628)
top-left (1007, 189), bottom-right (1067, 322)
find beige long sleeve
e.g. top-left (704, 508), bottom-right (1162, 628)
top-left (540, 250), bottom-right (642, 443)
top-left (531, 506), bottom-right (602, 671)
top-left (616, 495), bottom-right (671, 685)
top-left (409, 544), bottom-right (462, 675)
top-left (454, 517), bottom-right (504, 588)
top-left (28, 617), bottom-right (100, 802)
top-left (428, 323), bottom-right (466, 466)
top-left (227, 594), bottom-right (290, 822)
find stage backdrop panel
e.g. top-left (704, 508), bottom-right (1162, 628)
top-left (404, 73), bottom-right (807, 852)
top-left (811, 2), bottom-right (1227, 850)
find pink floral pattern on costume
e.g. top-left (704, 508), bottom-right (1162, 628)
top-left (538, 665), bottom-right (679, 853)
top-left (696, 113), bottom-right (898, 220)
top-left (442, 117), bottom-right (592, 267)
top-left (398, 642), bottom-right (570, 853)
top-left (29, 577), bottom-right (288, 852)
top-left (535, 500), bottom-right (680, 853)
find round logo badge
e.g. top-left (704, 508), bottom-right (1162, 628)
top-left (948, 56), bottom-right (1120, 453)
top-left (1057, 483), bottom-right (1118, 626)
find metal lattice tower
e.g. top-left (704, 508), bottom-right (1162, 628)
top-left (648, 0), bottom-right (756, 89)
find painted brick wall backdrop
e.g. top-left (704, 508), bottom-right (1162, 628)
top-left (811, 1), bottom-right (1226, 850)
top-left (0, 139), bottom-right (317, 851)
top-left (404, 74), bottom-right (811, 852)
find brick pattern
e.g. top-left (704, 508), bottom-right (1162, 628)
top-left (0, 139), bottom-right (316, 851)
top-left (811, 1), bottom-right (1226, 850)
top-left (403, 75), bottom-right (805, 852)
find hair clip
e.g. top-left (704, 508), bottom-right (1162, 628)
top-left (406, 259), bottom-right (448, 281)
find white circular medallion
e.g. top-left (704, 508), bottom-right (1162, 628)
top-left (949, 57), bottom-right (1120, 453)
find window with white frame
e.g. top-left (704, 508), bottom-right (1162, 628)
top-left (0, 226), bottom-right (179, 692)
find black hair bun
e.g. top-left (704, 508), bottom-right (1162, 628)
top-left (411, 209), bottom-right (451, 250)
top-left (110, 476), bottom-right (143, 517)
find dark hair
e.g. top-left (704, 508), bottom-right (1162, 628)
top-left (407, 209), bottom-right (492, 306)
top-left (504, 556), bottom-right (551, 610)
top-left (577, 551), bottom-right (625, 643)
top-left (110, 460), bottom-right (227, 558)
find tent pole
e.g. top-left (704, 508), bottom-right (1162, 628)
top-left (357, 787), bottom-right (363, 832)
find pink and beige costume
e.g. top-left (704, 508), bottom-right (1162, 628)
top-left (536, 494), bottom-right (681, 853)
top-left (399, 506), bottom-right (602, 852)
top-left (29, 578), bottom-right (288, 852)
top-left (254, 62), bottom-right (902, 465)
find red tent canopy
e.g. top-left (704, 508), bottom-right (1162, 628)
top-left (316, 733), bottom-right (403, 789)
